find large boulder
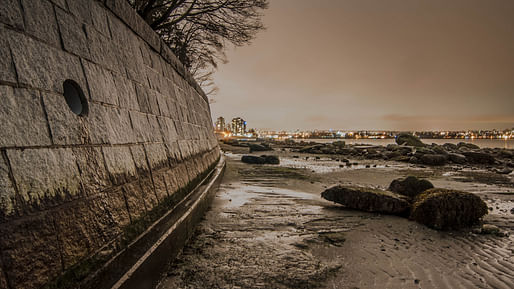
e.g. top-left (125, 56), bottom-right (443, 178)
top-left (457, 142), bottom-right (480, 150)
top-left (248, 143), bottom-right (272, 153)
top-left (419, 154), bottom-right (448, 166)
top-left (410, 188), bottom-right (488, 230)
top-left (321, 186), bottom-right (410, 216)
top-left (241, 155), bottom-right (279, 165)
top-left (462, 151), bottom-right (496, 164)
top-left (395, 133), bottom-right (425, 147)
top-left (448, 153), bottom-right (467, 164)
top-left (388, 176), bottom-right (434, 199)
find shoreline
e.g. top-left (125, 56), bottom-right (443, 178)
top-left (157, 142), bottom-right (513, 289)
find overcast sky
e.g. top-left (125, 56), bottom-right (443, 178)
top-left (210, 0), bottom-right (514, 131)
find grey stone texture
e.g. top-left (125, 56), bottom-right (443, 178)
top-left (21, 0), bottom-right (61, 47)
top-left (56, 7), bottom-right (91, 58)
top-left (7, 148), bottom-right (82, 212)
top-left (0, 0), bottom-right (24, 29)
top-left (0, 26), bottom-right (17, 83)
top-left (0, 156), bottom-right (16, 218)
top-left (0, 86), bottom-right (52, 147)
top-left (0, 0), bottom-right (220, 288)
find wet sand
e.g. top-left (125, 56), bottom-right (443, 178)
top-left (157, 147), bottom-right (514, 289)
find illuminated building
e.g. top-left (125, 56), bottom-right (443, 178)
top-left (230, 117), bottom-right (247, 136)
top-left (215, 116), bottom-right (226, 132)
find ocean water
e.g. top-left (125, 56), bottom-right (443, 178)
top-left (292, 138), bottom-right (514, 149)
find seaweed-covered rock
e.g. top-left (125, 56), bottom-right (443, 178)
top-left (448, 153), bottom-right (466, 164)
top-left (262, 155), bottom-right (280, 164)
top-left (419, 154), bottom-right (448, 166)
top-left (462, 151), bottom-right (496, 164)
top-left (410, 188), bottom-right (488, 230)
top-left (388, 176), bottom-right (434, 199)
top-left (248, 143), bottom-right (272, 153)
top-left (241, 155), bottom-right (280, 165)
top-left (457, 142), bottom-right (480, 150)
top-left (395, 133), bottom-right (426, 147)
top-left (321, 186), bottom-right (410, 216)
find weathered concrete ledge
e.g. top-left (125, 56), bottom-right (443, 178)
top-left (82, 155), bottom-right (225, 289)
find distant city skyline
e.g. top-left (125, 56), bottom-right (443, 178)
top-left (210, 0), bottom-right (514, 131)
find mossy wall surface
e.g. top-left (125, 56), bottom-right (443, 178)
top-left (0, 1), bottom-right (219, 288)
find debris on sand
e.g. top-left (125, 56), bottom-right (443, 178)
top-left (410, 188), bottom-right (488, 230)
top-left (388, 176), bottom-right (434, 199)
top-left (241, 155), bottom-right (280, 165)
top-left (321, 186), bottom-right (410, 216)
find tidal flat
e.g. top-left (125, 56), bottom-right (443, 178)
top-left (157, 143), bottom-right (513, 289)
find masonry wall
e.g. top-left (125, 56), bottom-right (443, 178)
top-left (0, 0), bottom-right (220, 288)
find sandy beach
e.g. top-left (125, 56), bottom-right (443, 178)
top-left (157, 143), bottom-right (513, 289)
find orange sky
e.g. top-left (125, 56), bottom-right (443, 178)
top-left (211, 0), bottom-right (514, 131)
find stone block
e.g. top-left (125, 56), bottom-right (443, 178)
top-left (147, 115), bottom-right (164, 142)
top-left (86, 103), bottom-right (111, 144)
top-left (72, 147), bottom-right (111, 194)
top-left (102, 146), bottom-right (137, 185)
top-left (21, 0), bottom-right (60, 47)
top-left (90, 1), bottom-right (110, 37)
top-left (0, 156), bottom-right (16, 219)
top-left (65, 0), bottom-right (92, 25)
top-left (0, 27), bottom-right (16, 83)
top-left (8, 29), bottom-right (87, 94)
top-left (122, 182), bottom-right (148, 220)
top-left (102, 107), bottom-right (136, 144)
top-left (129, 145), bottom-right (149, 174)
top-left (7, 148), bottom-right (82, 213)
top-left (56, 7), bottom-right (90, 58)
top-left (85, 25), bottom-right (121, 73)
top-left (158, 117), bottom-right (179, 145)
top-left (0, 0), bottom-right (24, 29)
top-left (51, 201), bottom-right (102, 269)
top-left (89, 188), bottom-right (131, 237)
top-left (135, 84), bottom-right (151, 114)
top-left (151, 171), bottom-right (169, 202)
top-left (0, 212), bottom-right (62, 289)
top-left (82, 60), bottom-right (119, 106)
top-left (156, 92), bottom-right (170, 117)
top-left (144, 143), bottom-right (169, 171)
top-left (146, 89), bottom-right (161, 115)
top-left (166, 141), bottom-right (182, 162)
top-left (117, 44), bottom-right (147, 84)
top-left (41, 91), bottom-right (89, 145)
top-left (136, 178), bottom-right (158, 208)
top-left (105, 0), bottom-right (160, 51)
top-left (0, 86), bottom-right (52, 147)
top-left (173, 120), bottom-right (185, 139)
top-left (114, 74), bottom-right (140, 110)
top-left (129, 111), bottom-right (151, 143)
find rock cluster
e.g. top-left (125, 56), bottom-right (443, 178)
top-left (272, 138), bottom-right (513, 171)
top-left (322, 177), bottom-right (489, 230)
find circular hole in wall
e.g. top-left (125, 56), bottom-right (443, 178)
top-left (63, 79), bottom-right (88, 116)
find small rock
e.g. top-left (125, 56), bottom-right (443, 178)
top-left (388, 176), bottom-right (434, 199)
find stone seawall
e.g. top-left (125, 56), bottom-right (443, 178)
top-left (0, 0), bottom-right (220, 288)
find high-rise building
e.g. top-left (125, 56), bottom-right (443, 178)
top-left (215, 116), bottom-right (226, 132)
top-left (230, 117), bottom-right (247, 136)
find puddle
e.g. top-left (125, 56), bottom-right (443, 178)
top-left (218, 183), bottom-right (317, 210)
